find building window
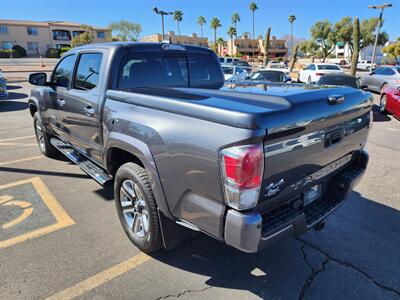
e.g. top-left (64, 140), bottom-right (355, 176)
top-left (52, 30), bottom-right (71, 41)
top-left (27, 27), bottom-right (38, 35)
top-left (2, 41), bottom-right (13, 50)
top-left (0, 25), bottom-right (9, 35)
top-left (97, 31), bottom-right (105, 39)
top-left (72, 31), bottom-right (84, 37)
top-left (27, 42), bottom-right (39, 54)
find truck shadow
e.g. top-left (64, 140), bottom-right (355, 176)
top-left (372, 104), bottom-right (391, 122)
top-left (0, 99), bottom-right (28, 112)
top-left (150, 192), bottom-right (400, 299)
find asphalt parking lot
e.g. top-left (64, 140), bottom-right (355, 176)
top-left (1, 81), bottom-right (399, 300)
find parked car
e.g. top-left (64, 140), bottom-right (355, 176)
top-left (219, 57), bottom-right (241, 65)
top-left (249, 69), bottom-right (291, 83)
top-left (298, 63), bottom-right (343, 84)
top-left (233, 60), bottom-right (252, 73)
top-left (0, 69), bottom-right (8, 98)
top-left (359, 66), bottom-right (400, 93)
top-left (380, 85), bottom-right (400, 118)
top-left (222, 65), bottom-right (248, 82)
top-left (357, 60), bottom-right (376, 71)
top-left (317, 73), bottom-right (363, 89)
top-left (28, 42), bottom-right (371, 254)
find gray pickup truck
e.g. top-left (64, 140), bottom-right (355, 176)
top-left (28, 42), bottom-right (372, 253)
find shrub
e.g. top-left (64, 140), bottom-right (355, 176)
top-left (12, 45), bottom-right (27, 57)
top-left (46, 48), bottom-right (60, 58)
top-left (60, 47), bottom-right (72, 56)
top-left (0, 49), bottom-right (20, 58)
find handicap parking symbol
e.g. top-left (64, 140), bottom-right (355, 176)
top-left (0, 177), bottom-right (75, 249)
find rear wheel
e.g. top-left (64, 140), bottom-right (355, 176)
top-left (115, 162), bottom-right (163, 253)
top-left (33, 113), bottom-right (57, 157)
top-left (379, 94), bottom-right (388, 114)
top-left (307, 76), bottom-right (312, 84)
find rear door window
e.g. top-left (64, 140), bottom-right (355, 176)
top-left (73, 53), bottom-right (103, 90)
top-left (317, 64), bottom-right (341, 70)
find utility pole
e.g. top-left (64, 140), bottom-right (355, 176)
top-left (368, 3), bottom-right (392, 73)
top-left (153, 7), bottom-right (173, 41)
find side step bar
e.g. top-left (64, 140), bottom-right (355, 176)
top-left (50, 137), bottom-right (112, 185)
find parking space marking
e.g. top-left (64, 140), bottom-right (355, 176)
top-left (45, 252), bottom-right (151, 300)
top-left (0, 177), bottom-right (75, 249)
top-left (0, 142), bottom-right (37, 147)
top-left (0, 135), bottom-right (35, 142)
top-left (0, 155), bottom-right (44, 166)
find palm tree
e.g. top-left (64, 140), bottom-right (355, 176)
top-left (249, 2), bottom-right (258, 61)
top-left (173, 10), bottom-right (183, 42)
top-left (231, 13), bottom-right (240, 37)
top-left (216, 37), bottom-right (226, 56)
top-left (210, 17), bottom-right (221, 48)
top-left (288, 15), bottom-right (296, 56)
top-left (197, 16), bottom-right (206, 38)
top-left (227, 26), bottom-right (237, 57)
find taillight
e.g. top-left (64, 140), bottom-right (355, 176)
top-left (316, 72), bottom-right (324, 76)
top-left (220, 144), bottom-right (264, 210)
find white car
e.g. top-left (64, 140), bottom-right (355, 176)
top-left (0, 69), bottom-right (8, 98)
top-left (357, 60), bottom-right (376, 71)
top-left (222, 65), bottom-right (248, 82)
top-left (298, 63), bottom-right (343, 84)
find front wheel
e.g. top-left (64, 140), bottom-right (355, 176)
top-left (379, 94), bottom-right (388, 114)
top-left (307, 76), bottom-right (312, 84)
top-left (114, 162), bottom-right (163, 253)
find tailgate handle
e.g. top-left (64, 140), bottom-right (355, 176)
top-left (325, 129), bottom-right (344, 148)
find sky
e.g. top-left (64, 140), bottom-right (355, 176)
top-left (2, 0), bottom-right (399, 41)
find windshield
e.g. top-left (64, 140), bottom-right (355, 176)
top-left (317, 65), bottom-right (341, 70)
top-left (269, 64), bottom-right (286, 69)
top-left (234, 61), bottom-right (250, 67)
top-left (250, 71), bottom-right (285, 82)
top-left (118, 52), bottom-right (224, 89)
top-left (318, 75), bottom-right (359, 88)
top-left (222, 66), bottom-right (234, 74)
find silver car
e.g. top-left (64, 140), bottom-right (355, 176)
top-left (359, 66), bottom-right (400, 93)
top-left (0, 69), bottom-right (8, 98)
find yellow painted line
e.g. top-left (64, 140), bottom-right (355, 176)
top-left (45, 252), bottom-right (151, 300)
top-left (0, 135), bottom-right (35, 142)
top-left (0, 155), bottom-right (44, 166)
top-left (0, 177), bottom-right (75, 249)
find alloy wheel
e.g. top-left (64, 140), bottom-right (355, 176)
top-left (380, 95), bottom-right (387, 112)
top-left (119, 180), bottom-right (150, 238)
top-left (35, 120), bottom-right (46, 152)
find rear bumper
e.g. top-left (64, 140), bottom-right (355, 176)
top-left (224, 150), bottom-right (369, 253)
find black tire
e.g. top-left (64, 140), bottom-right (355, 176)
top-left (307, 76), bottom-right (312, 84)
top-left (33, 113), bottom-right (58, 157)
top-left (114, 162), bottom-right (163, 253)
top-left (379, 94), bottom-right (388, 114)
top-left (297, 76), bottom-right (301, 83)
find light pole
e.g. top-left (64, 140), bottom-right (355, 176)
top-left (153, 7), bottom-right (173, 40)
top-left (368, 3), bottom-right (392, 73)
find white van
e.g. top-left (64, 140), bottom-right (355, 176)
top-left (219, 57), bottom-right (241, 65)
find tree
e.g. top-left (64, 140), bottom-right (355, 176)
top-left (360, 17), bottom-right (389, 50)
top-left (289, 44), bottom-right (299, 72)
top-left (263, 27), bottom-right (271, 67)
top-left (350, 17), bottom-right (360, 76)
top-left (216, 37), bottom-right (226, 56)
top-left (227, 26), bottom-right (237, 56)
top-left (71, 25), bottom-right (94, 47)
top-left (231, 13), bottom-right (240, 37)
top-left (288, 15), bottom-right (296, 56)
top-left (299, 40), bottom-right (316, 57)
top-left (334, 17), bottom-right (353, 55)
top-left (173, 10), bottom-right (184, 42)
top-left (210, 17), bottom-right (222, 46)
top-left (249, 2), bottom-right (258, 61)
top-left (382, 39), bottom-right (400, 65)
top-left (310, 20), bottom-right (337, 62)
top-left (197, 16), bottom-right (206, 38)
top-left (108, 20), bottom-right (141, 42)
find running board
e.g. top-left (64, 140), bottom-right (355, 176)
top-left (50, 138), bottom-right (112, 185)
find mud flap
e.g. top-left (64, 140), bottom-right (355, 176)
top-left (158, 209), bottom-right (193, 250)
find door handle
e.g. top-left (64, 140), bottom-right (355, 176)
top-left (83, 106), bottom-right (95, 116)
top-left (57, 98), bottom-right (65, 107)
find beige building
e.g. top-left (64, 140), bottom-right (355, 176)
top-left (0, 19), bottom-right (111, 56)
top-left (227, 35), bottom-right (287, 60)
top-left (141, 31), bottom-right (208, 47)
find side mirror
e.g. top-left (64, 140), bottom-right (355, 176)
top-left (360, 85), bottom-right (368, 90)
top-left (29, 72), bottom-right (47, 86)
